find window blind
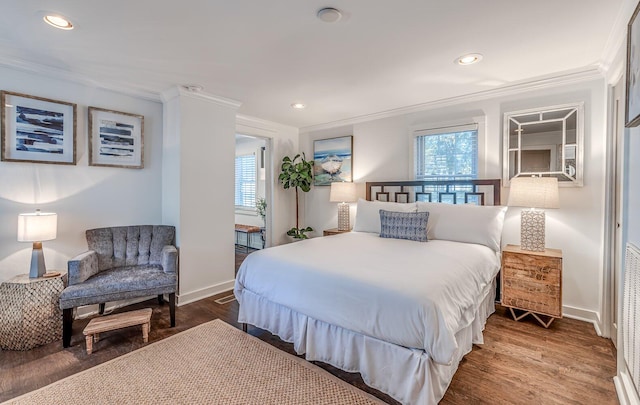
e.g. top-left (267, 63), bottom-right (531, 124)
top-left (235, 153), bottom-right (256, 208)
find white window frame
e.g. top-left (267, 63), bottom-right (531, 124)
top-left (235, 153), bottom-right (257, 212)
top-left (410, 116), bottom-right (486, 180)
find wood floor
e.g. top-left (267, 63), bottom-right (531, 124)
top-left (1, 252), bottom-right (618, 404)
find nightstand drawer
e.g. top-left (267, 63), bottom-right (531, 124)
top-left (502, 246), bottom-right (562, 318)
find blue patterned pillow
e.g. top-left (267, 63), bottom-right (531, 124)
top-left (379, 210), bottom-right (429, 242)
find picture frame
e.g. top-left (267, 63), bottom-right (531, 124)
top-left (626, 0), bottom-right (640, 127)
top-left (88, 107), bottom-right (144, 169)
top-left (1, 91), bottom-right (77, 165)
top-left (313, 135), bottom-right (353, 185)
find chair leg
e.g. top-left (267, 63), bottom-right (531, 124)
top-left (169, 292), bottom-right (176, 327)
top-left (98, 303), bottom-right (105, 315)
top-left (63, 308), bottom-right (73, 348)
top-left (158, 294), bottom-right (164, 305)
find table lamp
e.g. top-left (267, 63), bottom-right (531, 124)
top-left (330, 182), bottom-right (357, 231)
top-left (18, 209), bottom-right (57, 278)
top-left (508, 176), bottom-right (559, 252)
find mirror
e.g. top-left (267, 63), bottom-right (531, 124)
top-left (503, 103), bottom-right (583, 186)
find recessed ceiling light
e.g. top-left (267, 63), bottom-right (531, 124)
top-left (291, 103), bottom-right (306, 109)
top-left (43, 15), bottom-right (73, 30)
top-left (456, 53), bottom-right (483, 65)
top-left (317, 7), bottom-right (342, 23)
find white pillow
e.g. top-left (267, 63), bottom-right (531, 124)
top-left (416, 202), bottom-right (507, 251)
top-left (353, 199), bottom-right (417, 234)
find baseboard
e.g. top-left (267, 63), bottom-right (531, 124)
top-left (177, 280), bottom-right (235, 306)
top-left (562, 305), bottom-right (602, 335)
top-left (614, 376), bottom-right (629, 405)
top-left (615, 370), bottom-right (640, 405)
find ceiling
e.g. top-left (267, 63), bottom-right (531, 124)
top-left (0, 1), bottom-right (624, 129)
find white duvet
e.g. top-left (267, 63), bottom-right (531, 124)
top-left (234, 232), bottom-right (500, 365)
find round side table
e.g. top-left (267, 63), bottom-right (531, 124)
top-left (0, 273), bottom-right (66, 350)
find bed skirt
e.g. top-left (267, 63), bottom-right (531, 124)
top-left (236, 278), bottom-right (496, 405)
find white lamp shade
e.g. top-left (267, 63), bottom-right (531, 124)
top-left (329, 182), bottom-right (357, 203)
top-left (508, 177), bottom-right (559, 209)
top-left (17, 211), bottom-right (57, 242)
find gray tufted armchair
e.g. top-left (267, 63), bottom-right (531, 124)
top-left (59, 225), bottom-right (178, 347)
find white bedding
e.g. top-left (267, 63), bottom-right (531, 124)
top-left (234, 232), bottom-right (500, 366)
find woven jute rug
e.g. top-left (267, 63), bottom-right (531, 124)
top-left (5, 319), bottom-right (384, 405)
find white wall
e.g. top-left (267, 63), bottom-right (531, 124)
top-left (162, 87), bottom-right (240, 305)
top-left (297, 124), bottom-right (357, 232)
top-left (300, 78), bottom-right (607, 324)
top-left (0, 66), bottom-right (163, 284)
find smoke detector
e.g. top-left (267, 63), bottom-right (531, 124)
top-left (317, 7), bottom-right (342, 23)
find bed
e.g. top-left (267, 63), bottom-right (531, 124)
top-left (234, 179), bottom-right (505, 404)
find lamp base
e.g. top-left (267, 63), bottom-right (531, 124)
top-left (521, 210), bottom-right (545, 252)
top-left (337, 202), bottom-right (350, 231)
top-left (29, 241), bottom-right (47, 278)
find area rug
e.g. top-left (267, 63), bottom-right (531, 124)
top-left (5, 319), bottom-right (383, 404)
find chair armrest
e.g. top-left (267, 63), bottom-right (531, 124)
top-left (67, 251), bottom-right (99, 286)
top-left (162, 245), bottom-right (178, 274)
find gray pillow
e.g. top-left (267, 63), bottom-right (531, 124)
top-left (379, 210), bottom-right (429, 242)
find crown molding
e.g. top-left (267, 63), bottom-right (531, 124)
top-left (160, 85), bottom-right (241, 109)
top-left (0, 57), bottom-right (162, 102)
top-left (236, 113), bottom-right (298, 134)
top-left (0, 57), bottom-right (243, 109)
top-left (299, 67), bottom-right (604, 133)
top-left (599, 0), bottom-right (635, 84)
top-left (0, 55), bottom-right (608, 133)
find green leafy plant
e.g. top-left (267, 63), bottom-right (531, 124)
top-left (256, 197), bottom-right (267, 226)
top-left (279, 153), bottom-right (314, 239)
top-left (286, 226), bottom-right (313, 239)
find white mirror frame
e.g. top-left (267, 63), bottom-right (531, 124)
top-left (503, 102), bottom-right (584, 187)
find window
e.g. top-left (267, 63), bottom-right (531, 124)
top-left (414, 123), bottom-right (478, 181)
top-left (235, 153), bottom-right (256, 209)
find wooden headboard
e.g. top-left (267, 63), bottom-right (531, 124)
top-left (365, 179), bottom-right (501, 206)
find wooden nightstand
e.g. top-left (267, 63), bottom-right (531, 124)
top-left (323, 228), bottom-right (351, 236)
top-left (501, 244), bottom-right (562, 328)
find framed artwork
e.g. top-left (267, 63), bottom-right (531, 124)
top-left (626, 0), bottom-right (640, 127)
top-left (88, 107), bottom-right (144, 168)
top-left (313, 135), bottom-right (353, 185)
top-left (1, 91), bottom-right (77, 165)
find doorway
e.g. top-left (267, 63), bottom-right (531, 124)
top-left (234, 134), bottom-right (271, 271)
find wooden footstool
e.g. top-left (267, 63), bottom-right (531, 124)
top-left (82, 308), bottom-right (152, 354)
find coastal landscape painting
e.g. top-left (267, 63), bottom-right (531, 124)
top-left (1, 91), bottom-right (76, 164)
top-left (89, 107), bottom-right (144, 168)
top-left (313, 135), bottom-right (353, 185)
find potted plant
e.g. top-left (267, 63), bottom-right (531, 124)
top-left (256, 197), bottom-right (267, 248)
top-left (279, 153), bottom-right (314, 239)
top-left (256, 197), bottom-right (267, 226)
